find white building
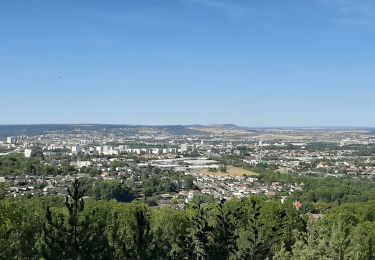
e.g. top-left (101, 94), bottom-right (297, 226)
top-left (72, 161), bottom-right (92, 168)
top-left (6, 136), bottom-right (16, 144)
top-left (181, 144), bottom-right (195, 152)
top-left (96, 146), bottom-right (104, 154)
top-left (96, 145), bottom-right (119, 155)
top-left (24, 148), bottom-right (33, 158)
top-left (71, 145), bottom-right (83, 154)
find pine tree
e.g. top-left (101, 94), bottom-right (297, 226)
top-left (273, 242), bottom-right (291, 260)
top-left (239, 199), bottom-right (265, 260)
top-left (106, 211), bottom-right (132, 259)
top-left (266, 209), bottom-right (287, 259)
top-left (210, 199), bottom-right (239, 259)
top-left (347, 222), bottom-right (375, 260)
top-left (132, 206), bottom-right (154, 260)
top-left (190, 205), bottom-right (214, 260)
top-left (328, 217), bottom-right (350, 260)
top-left (39, 179), bottom-right (110, 260)
top-left (290, 221), bottom-right (330, 260)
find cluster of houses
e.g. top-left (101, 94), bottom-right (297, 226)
top-left (1, 127), bottom-right (375, 206)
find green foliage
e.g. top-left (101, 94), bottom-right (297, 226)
top-left (0, 188), bottom-right (375, 259)
top-left (215, 155), bottom-right (275, 173)
top-left (348, 222), bottom-right (375, 259)
top-left (0, 154), bottom-right (76, 176)
top-left (219, 165), bottom-right (228, 173)
top-left (273, 242), bottom-right (291, 260)
top-left (184, 174), bottom-right (195, 189)
top-left (110, 160), bottom-right (128, 168)
top-left (209, 199), bottom-right (239, 259)
top-left (190, 205), bottom-right (213, 259)
top-left (0, 182), bottom-right (6, 199)
top-left (191, 193), bottom-right (216, 206)
top-left (237, 198), bottom-right (266, 259)
top-left (39, 179), bottom-right (110, 259)
top-left (87, 180), bottom-right (134, 202)
top-left (151, 208), bottom-right (192, 259)
top-left (0, 197), bottom-right (58, 259)
top-left (137, 169), bottom-right (192, 196)
top-left (288, 202), bottom-right (375, 260)
top-left (0, 202), bottom-right (39, 259)
top-left (260, 171), bottom-right (375, 210)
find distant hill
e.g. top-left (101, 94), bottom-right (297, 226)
top-left (187, 124), bottom-right (249, 131)
top-left (0, 124), bottom-right (206, 137)
top-left (210, 124), bottom-right (243, 129)
top-left (1, 124), bottom-right (372, 138)
top-left (365, 128), bottom-right (375, 135)
top-left (152, 125), bottom-right (206, 135)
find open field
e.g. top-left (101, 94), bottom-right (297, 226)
top-left (194, 166), bottom-right (259, 177)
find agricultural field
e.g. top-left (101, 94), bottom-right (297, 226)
top-left (194, 166), bottom-right (259, 177)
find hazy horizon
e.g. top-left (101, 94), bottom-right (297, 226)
top-left (0, 123), bottom-right (374, 129)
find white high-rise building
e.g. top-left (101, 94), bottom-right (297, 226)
top-left (96, 146), bottom-right (104, 154)
top-left (71, 145), bottom-right (83, 154)
top-left (102, 145), bottom-right (113, 155)
top-left (6, 136), bottom-right (16, 144)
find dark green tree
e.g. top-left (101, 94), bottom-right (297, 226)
top-left (239, 199), bottom-right (265, 260)
top-left (39, 179), bottom-right (110, 259)
top-left (0, 183), bottom-right (6, 199)
top-left (190, 206), bottom-right (214, 259)
top-left (208, 199), bottom-right (239, 259)
top-left (131, 205), bottom-right (154, 260)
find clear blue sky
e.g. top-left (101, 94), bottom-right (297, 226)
top-left (1, 0), bottom-right (374, 126)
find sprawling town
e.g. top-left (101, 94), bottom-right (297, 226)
top-left (1, 124), bottom-right (374, 208)
top-left (3, 0), bottom-right (375, 257)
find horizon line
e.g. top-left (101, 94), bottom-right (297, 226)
top-left (0, 123), bottom-right (374, 129)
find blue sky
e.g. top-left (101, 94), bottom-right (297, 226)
top-left (1, 0), bottom-right (374, 126)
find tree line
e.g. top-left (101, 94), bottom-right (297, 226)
top-left (1, 179), bottom-right (374, 259)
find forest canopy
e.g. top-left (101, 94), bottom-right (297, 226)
top-left (1, 179), bottom-right (374, 260)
